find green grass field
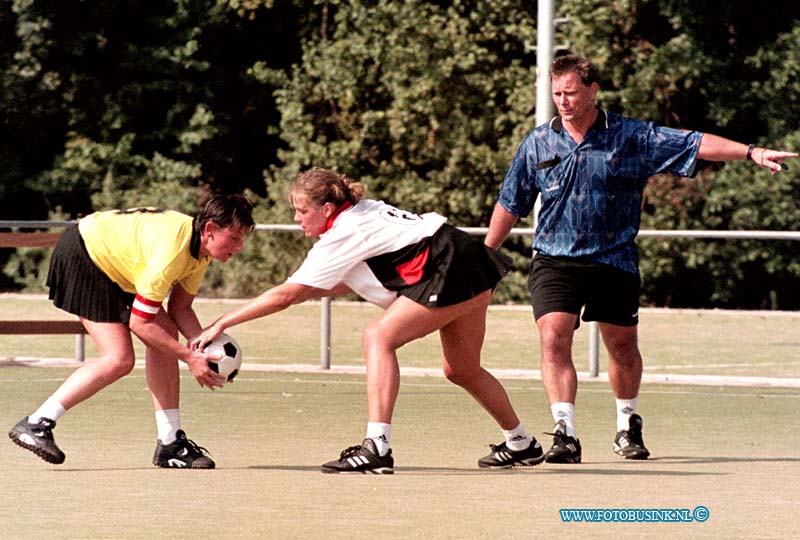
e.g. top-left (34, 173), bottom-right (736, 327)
top-left (1, 295), bottom-right (799, 539)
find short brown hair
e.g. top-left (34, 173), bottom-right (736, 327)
top-left (196, 194), bottom-right (255, 233)
top-left (550, 54), bottom-right (599, 86)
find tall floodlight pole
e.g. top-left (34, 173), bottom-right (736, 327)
top-left (536, 0), bottom-right (555, 126)
top-left (533, 1), bottom-right (554, 238)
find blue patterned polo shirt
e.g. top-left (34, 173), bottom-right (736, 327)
top-left (498, 109), bottom-right (703, 275)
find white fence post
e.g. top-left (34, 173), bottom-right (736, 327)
top-left (588, 321), bottom-right (599, 377)
top-left (320, 297), bottom-right (331, 369)
top-left (75, 333), bottom-right (85, 363)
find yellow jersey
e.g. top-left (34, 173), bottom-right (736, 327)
top-left (78, 208), bottom-right (211, 318)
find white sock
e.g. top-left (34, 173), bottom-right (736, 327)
top-left (365, 422), bottom-right (391, 456)
top-left (155, 409), bottom-right (181, 444)
top-left (502, 423), bottom-right (532, 451)
top-left (29, 397), bottom-right (66, 423)
top-left (551, 402), bottom-right (576, 437)
top-left (615, 397), bottom-right (638, 432)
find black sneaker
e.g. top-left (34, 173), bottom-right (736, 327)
top-left (153, 430), bottom-right (215, 469)
top-left (613, 413), bottom-right (650, 460)
top-left (544, 420), bottom-right (582, 464)
top-left (8, 416), bottom-right (65, 464)
top-left (478, 438), bottom-right (545, 469)
top-left (320, 438), bottom-right (394, 474)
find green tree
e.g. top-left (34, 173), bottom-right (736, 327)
top-left (270, 0), bottom-right (537, 223)
top-left (1, 0), bottom-right (303, 292)
top-left (1, 0), bottom-right (305, 218)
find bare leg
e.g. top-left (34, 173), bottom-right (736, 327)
top-left (601, 322), bottom-right (650, 458)
top-left (537, 312), bottom-right (584, 463)
top-left (600, 323), bottom-right (642, 400)
top-left (536, 312), bottom-right (579, 406)
top-left (50, 319), bottom-right (136, 410)
top-left (145, 309), bottom-right (181, 412)
top-left (361, 290), bottom-right (517, 427)
top-left (9, 319), bottom-right (134, 464)
top-left (438, 291), bottom-right (520, 429)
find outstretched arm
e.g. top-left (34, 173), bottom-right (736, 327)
top-left (189, 282), bottom-right (330, 350)
top-left (698, 134), bottom-right (798, 175)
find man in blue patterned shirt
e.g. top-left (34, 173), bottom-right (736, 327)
top-left (485, 54), bottom-right (797, 463)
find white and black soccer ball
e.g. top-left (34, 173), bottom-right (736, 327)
top-left (204, 333), bottom-right (243, 383)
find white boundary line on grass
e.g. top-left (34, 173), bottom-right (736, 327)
top-left (244, 363), bottom-right (800, 388)
top-left (3, 357), bottom-right (800, 389)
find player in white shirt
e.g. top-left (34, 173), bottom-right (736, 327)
top-left (192, 167), bottom-right (545, 473)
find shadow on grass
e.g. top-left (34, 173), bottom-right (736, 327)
top-left (648, 455), bottom-right (800, 464)
top-left (245, 464), bottom-right (725, 476)
top-left (53, 467), bottom-right (158, 472)
top-left (49, 456), bottom-right (794, 474)
top-left (247, 464), bottom-right (529, 475)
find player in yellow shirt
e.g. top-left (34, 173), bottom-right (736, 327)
top-left (8, 195), bottom-right (254, 468)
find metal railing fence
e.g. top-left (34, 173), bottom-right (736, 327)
top-left (2, 220), bottom-right (799, 374)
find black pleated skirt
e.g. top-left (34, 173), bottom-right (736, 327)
top-left (46, 225), bottom-right (135, 324)
top-left (396, 224), bottom-right (512, 308)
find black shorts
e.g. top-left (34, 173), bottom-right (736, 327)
top-left (46, 226), bottom-right (135, 324)
top-left (528, 254), bottom-right (640, 327)
top-left (396, 224), bottom-right (512, 308)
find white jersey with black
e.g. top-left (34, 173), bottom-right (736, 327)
top-left (286, 199), bottom-right (447, 308)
